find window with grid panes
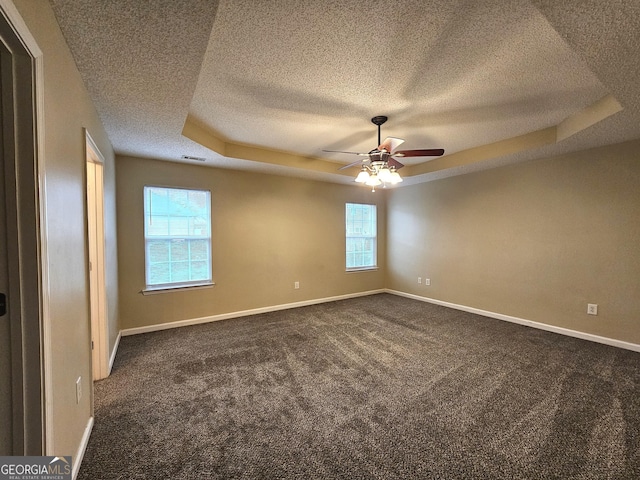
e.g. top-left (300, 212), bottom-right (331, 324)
top-left (345, 203), bottom-right (377, 270)
top-left (144, 186), bottom-right (212, 290)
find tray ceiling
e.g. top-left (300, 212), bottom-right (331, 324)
top-left (50, 0), bottom-right (640, 185)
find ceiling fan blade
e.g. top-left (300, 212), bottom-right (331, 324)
top-left (387, 157), bottom-right (405, 170)
top-left (394, 148), bottom-right (445, 158)
top-left (378, 137), bottom-right (404, 153)
top-left (323, 149), bottom-right (369, 156)
top-left (338, 158), bottom-right (368, 170)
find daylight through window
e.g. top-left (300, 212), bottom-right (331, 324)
top-left (144, 186), bottom-right (212, 289)
top-left (346, 203), bottom-right (377, 270)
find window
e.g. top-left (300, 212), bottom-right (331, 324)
top-left (346, 203), bottom-right (377, 270)
top-left (144, 186), bottom-right (212, 290)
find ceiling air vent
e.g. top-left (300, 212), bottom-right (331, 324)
top-left (181, 155), bottom-right (206, 162)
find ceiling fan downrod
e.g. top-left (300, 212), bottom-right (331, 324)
top-left (371, 115), bottom-right (388, 148)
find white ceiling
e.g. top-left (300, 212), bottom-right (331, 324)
top-left (50, 0), bottom-right (640, 186)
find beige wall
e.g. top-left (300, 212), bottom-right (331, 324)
top-left (116, 156), bottom-right (386, 330)
top-left (387, 139), bottom-right (640, 344)
top-left (13, 0), bottom-right (118, 458)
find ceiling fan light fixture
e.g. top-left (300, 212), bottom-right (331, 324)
top-left (378, 166), bottom-right (392, 182)
top-left (389, 170), bottom-right (403, 184)
top-left (365, 174), bottom-right (381, 187)
top-left (330, 116), bottom-right (441, 191)
top-left (355, 169), bottom-right (370, 183)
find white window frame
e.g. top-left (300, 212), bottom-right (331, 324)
top-left (345, 202), bottom-right (377, 271)
top-left (143, 186), bottom-right (213, 292)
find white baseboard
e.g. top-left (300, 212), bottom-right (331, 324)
top-left (119, 288), bottom-right (639, 352)
top-left (121, 289), bottom-right (386, 336)
top-left (107, 331), bottom-right (121, 375)
top-left (73, 416), bottom-right (94, 480)
top-left (386, 289), bottom-right (640, 353)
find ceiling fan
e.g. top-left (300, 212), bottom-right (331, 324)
top-left (323, 116), bottom-right (444, 189)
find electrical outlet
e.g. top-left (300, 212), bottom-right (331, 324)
top-left (76, 377), bottom-right (82, 404)
top-left (425, 278), bottom-right (431, 286)
top-left (294, 281), bottom-right (300, 289)
top-left (418, 277), bottom-right (422, 284)
top-left (587, 304), bottom-right (598, 315)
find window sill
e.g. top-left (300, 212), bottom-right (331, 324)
top-left (141, 282), bottom-right (215, 295)
top-left (346, 267), bottom-right (378, 273)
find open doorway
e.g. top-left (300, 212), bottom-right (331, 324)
top-left (85, 131), bottom-right (109, 381)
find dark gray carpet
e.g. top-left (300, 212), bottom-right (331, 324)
top-left (79, 294), bottom-right (640, 479)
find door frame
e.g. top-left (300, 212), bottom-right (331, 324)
top-left (85, 130), bottom-right (109, 381)
top-left (0, 0), bottom-right (48, 455)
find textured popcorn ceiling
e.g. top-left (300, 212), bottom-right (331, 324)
top-left (50, 0), bottom-right (640, 185)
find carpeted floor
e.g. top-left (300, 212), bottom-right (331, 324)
top-left (79, 294), bottom-right (640, 479)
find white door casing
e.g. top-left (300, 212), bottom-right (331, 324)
top-left (0, 0), bottom-right (46, 455)
top-left (85, 132), bottom-right (109, 381)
